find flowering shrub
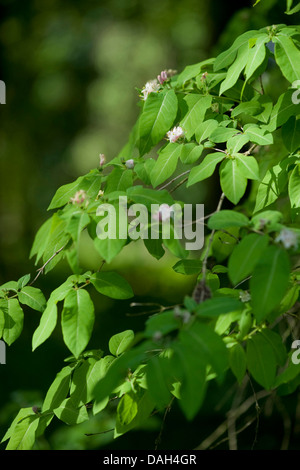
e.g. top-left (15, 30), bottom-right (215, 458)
top-left (2, 12), bottom-right (300, 450)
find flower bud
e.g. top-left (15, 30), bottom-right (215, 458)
top-left (125, 159), bottom-right (135, 169)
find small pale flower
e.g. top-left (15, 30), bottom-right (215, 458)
top-left (96, 189), bottom-right (104, 200)
top-left (125, 159), bottom-right (135, 169)
top-left (70, 189), bottom-right (87, 205)
top-left (239, 291), bottom-right (251, 303)
top-left (201, 71), bottom-right (208, 81)
top-left (275, 228), bottom-right (299, 249)
top-left (167, 126), bottom-right (185, 143)
top-left (153, 204), bottom-right (173, 222)
top-left (141, 79), bottom-right (160, 100)
top-left (99, 153), bottom-right (106, 167)
top-left (157, 70), bottom-right (168, 85)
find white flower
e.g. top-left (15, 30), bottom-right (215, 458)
top-left (70, 189), bottom-right (88, 205)
top-left (141, 79), bottom-right (160, 100)
top-left (152, 204), bottom-right (173, 222)
top-left (125, 159), bottom-right (135, 169)
top-left (167, 126), bottom-right (185, 143)
top-left (275, 228), bottom-right (299, 249)
top-left (239, 291), bottom-right (251, 303)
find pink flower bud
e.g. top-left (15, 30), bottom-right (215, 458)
top-left (157, 70), bottom-right (168, 85)
top-left (99, 153), bottom-right (106, 167)
top-left (70, 189), bottom-right (88, 205)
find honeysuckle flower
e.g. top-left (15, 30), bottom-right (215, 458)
top-left (166, 126), bottom-right (185, 143)
top-left (70, 189), bottom-right (88, 205)
top-left (152, 204), bottom-right (173, 222)
top-left (141, 79), bottom-right (160, 100)
top-left (157, 70), bottom-right (168, 85)
top-left (275, 228), bottom-right (299, 249)
top-left (99, 153), bottom-right (106, 167)
top-left (125, 159), bottom-right (135, 169)
top-left (239, 291), bottom-right (251, 303)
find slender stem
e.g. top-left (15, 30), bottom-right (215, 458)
top-left (158, 170), bottom-right (190, 191)
top-left (29, 244), bottom-right (67, 286)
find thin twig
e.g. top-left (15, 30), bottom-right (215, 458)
top-left (29, 244), bottom-right (67, 286)
top-left (154, 397), bottom-right (174, 450)
top-left (158, 170), bottom-right (190, 191)
top-left (195, 389), bottom-right (271, 450)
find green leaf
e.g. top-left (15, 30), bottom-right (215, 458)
top-left (289, 162), bottom-right (300, 209)
top-left (220, 159), bottom-right (248, 204)
top-left (146, 355), bottom-right (172, 408)
top-left (244, 125), bottom-right (273, 145)
top-left (139, 90), bottom-right (178, 155)
top-left (246, 332), bottom-right (277, 389)
top-left (127, 185), bottom-right (174, 208)
top-left (90, 272), bottom-right (133, 299)
top-left (254, 163), bottom-right (287, 213)
top-left (6, 415), bottom-right (39, 450)
top-left (260, 329), bottom-right (287, 367)
top-left (227, 134), bottom-right (250, 154)
top-left (150, 143), bottom-right (182, 188)
top-left (235, 154), bottom-right (260, 181)
top-left (53, 398), bottom-right (89, 425)
top-left (180, 94), bottom-right (212, 139)
top-left (229, 343), bottom-right (247, 384)
top-left (250, 245), bottom-right (290, 323)
top-left (42, 365), bottom-right (73, 412)
top-left (17, 274), bottom-right (31, 290)
top-left (1, 299), bottom-right (24, 346)
top-left (274, 34), bottom-right (300, 83)
top-left (208, 210), bottom-right (249, 230)
top-left (48, 176), bottom-right (83, 211)
top-left (214, 30), bottom-right (257, 71)
top-left (117, 393), bottom-right (138, 426)
top-left (187, 152), bottom-right (225, 186)
top-left (109, 330), bottom-right (134, 357)
top-left (114, 390), bottom-right (155, 438)
top-left (32, 299), bottom-right (58, 351)
top-left (228, 234), bottom-right (269, 285)
top-left (219, 43), bottom-right (249, 95)
top-left (30, 217), bottom-right (53, 262)
top-left (171, 342), bottom-right (207, 420)
top-left (282, 116), bottom-right (300, 152)
top-left (244, 35), bottom-right (268, 82)
top-left (195, 119), bottom-right (218, 143)
top-left (61, 289), bottom-right (95, 357)
top-left (196, 297), bottom-right (243, 317)
top-left (180, 143), bottom-right (204, 164)
top-left (145, 311), bottom-right (181, 338)
top-left (210, 127), bottom-right (239, 143)
top-left (231, 101), bottom-right (262, 118)
top-left (48, 170), bottom-right (102, 210)
top-left (18, 286), bottom-right (46, 312)
top-left (179, 322), bottom-right (228, 378)
top-left (172, 259), bottom-right (202, 275)
top-left (105, 167), bottom-right (133, 193)
top-left (66, 212), bottom-right (90, 242)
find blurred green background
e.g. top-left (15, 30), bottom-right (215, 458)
top-left (0, 0), bottom-right (299, 450)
